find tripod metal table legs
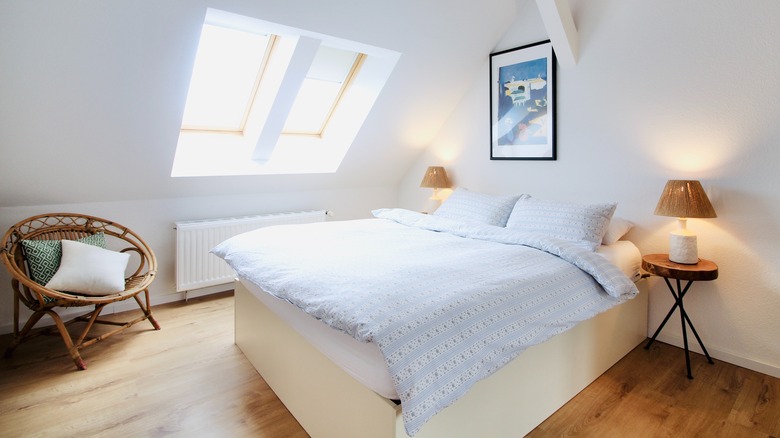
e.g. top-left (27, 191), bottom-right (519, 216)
top-left (645, 277), bottom-right (714, 379)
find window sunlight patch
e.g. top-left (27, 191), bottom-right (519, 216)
top-left (171, 8), bottom-right (400, 177)
top-left (181, 25), bottom-right (270, 132)
top-left (282, 47), bottom-right (360, 135)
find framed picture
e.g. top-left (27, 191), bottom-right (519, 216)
top-left (490, 40), bottom-right (556, 160)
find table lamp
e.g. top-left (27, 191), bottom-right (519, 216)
top-left (419, 166), bottom-right (451, 200)
top-left (654, 180), bottom-right (717, 264)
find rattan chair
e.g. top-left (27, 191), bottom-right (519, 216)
top-left (1, 213), bottom-right (160, 370)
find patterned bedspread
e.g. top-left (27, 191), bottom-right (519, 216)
top-left (211, 208), bottom-right (638, 436)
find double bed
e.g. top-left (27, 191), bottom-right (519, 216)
top-left (213, 192), bottom-right (648, 437)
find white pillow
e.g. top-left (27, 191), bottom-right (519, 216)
top-left (602, 217), bottom-right (634, 245)
top-left (506, 198), bottom-right (617, 251)
top-left (433, 188), bottom-right (526, 227)
top-left (45, 240), bottom-right (130, 296)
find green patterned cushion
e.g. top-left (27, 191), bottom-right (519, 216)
top-left (21, 233), bottom-right (106, 287)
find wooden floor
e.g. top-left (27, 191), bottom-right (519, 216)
top-left (0, 292), bottom-right (307, 438)
top-left (1, 292), bottom-right (778, 437)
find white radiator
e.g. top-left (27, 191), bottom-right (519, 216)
top-left (175, 210), bottom-right (328, 292)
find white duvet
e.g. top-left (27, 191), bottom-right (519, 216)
top-left (212, 208), bottom-right (639, 436)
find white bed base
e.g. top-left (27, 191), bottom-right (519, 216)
top-left (235, 279), bottom-right (648, 438)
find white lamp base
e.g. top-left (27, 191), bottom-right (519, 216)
top-left (669, 232), bottom-right (698, 264)
top-left (423, 198), bottom-right (441, 214)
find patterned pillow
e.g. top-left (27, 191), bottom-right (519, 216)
top-left (21, 233), bottom-right (107, 287)
top-left (506, 199), bottom-right (616, 251)
top-left (433, 188), bottom-right (526, 227)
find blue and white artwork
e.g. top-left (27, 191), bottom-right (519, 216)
top-left (496, 57), bottom-right (548, 146)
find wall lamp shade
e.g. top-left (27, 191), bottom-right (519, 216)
top-left (654, 180), bottom-right (717, 264)
top-left (420, 166), bottom-right (452, 212)
top-left (420, 166), bottom-right (451, 189)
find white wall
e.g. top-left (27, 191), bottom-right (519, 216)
top-left (0, 187), bottom-right (396, 334)
top-left (400, 0), bottom-right (780, 377)
top-left (0, 0), bottom-right (513, 333)
top-left (0, 0), bottom-right (513, 207)
top-left (3, 0), bottom-right (778, 378)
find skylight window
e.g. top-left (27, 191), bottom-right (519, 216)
top-left (282, 47), bottom-right (363, 135)
top-left (171, 8), bottom-right (400, 177)
top-left (181, 25), bottom-right (271, 132)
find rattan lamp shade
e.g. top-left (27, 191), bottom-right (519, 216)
top-left (654, 180), bottom-right (717, 219)
top-left (654, 180), bottom-right (716, 264)
top-left (419, 166), bottom-right (451, 189)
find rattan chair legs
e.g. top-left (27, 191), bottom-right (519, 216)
top-left (4, 288), bottom-right (160, 370)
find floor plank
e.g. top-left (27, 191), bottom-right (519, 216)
top-left (527, 340), bottom-right (780, 437)
top-left (0, 292), bottom-right (307, 438)
top-left (1, 292), bottom-right (778, 437)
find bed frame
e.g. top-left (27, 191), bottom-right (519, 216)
top-left (235, 279), bottom-right (648, 437)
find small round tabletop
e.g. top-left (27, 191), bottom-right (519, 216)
top-left (642, 253), bottom-right (718, 282)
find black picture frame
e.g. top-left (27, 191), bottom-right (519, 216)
top-left (490, 40), bottom-right (556, 160)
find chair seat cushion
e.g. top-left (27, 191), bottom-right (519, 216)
top-left (45, 240), bottom-right (130, 295)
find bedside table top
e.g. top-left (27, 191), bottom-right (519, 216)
top-left (642, 253), bottom-right (718, 281)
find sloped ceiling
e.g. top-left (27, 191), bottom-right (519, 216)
top-left (0, 0), bottom-right (516, 207)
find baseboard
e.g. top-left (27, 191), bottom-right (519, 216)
top-left (0, 283), bottom-right (234, 336)
top-left (652, 332), bottom-right (780, 379)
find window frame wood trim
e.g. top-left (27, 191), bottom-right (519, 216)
top-left (281, 52), bottom-right (367, 137)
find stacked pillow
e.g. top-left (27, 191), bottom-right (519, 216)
top-left (21, 233), bottom-right (130, 296)
top-left (601, 217), bottom-right (634, 245)
top-left (22, 233), bottom-right (107, 287)
top-left (505, 198), bottom-right (616, 251)
top-left (434, 188), bottom-right (632, 250)
top-left (433, 188), bottom-right (528, 227)
top-left (46, 240), bottom-right (130, 295)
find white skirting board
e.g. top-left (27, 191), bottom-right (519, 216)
top-left (651, 332), bottom-right (780, 379)
top-left (234, 280), bottom-right (648, 438)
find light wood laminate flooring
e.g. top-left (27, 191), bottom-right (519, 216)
top-left (1, 292), bottom-right (778, 437)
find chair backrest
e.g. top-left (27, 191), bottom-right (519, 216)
top-left (1, 213), bottom-right (157, 306)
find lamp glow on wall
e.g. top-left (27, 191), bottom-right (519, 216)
top-left (654, 180), bottom-right (717, 264)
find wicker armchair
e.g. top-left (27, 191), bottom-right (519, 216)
top-left (1, 213), bottom-right (160, 370)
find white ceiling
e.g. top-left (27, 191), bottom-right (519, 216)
top-left (0, 0), bottom-right (517, 207)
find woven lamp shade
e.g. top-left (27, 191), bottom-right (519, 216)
top-left (654, 180), bottom-right (717, 219)
top-left (420, 166), bottom-right (451, 189)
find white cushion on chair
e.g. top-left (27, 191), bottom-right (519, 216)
top-left (45, 240), bottom-right (130, 296)
top-left (21, 233), bottom-right (106, 287)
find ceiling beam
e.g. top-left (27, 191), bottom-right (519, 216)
top-left (535, 0), bottom-right (579, 67)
